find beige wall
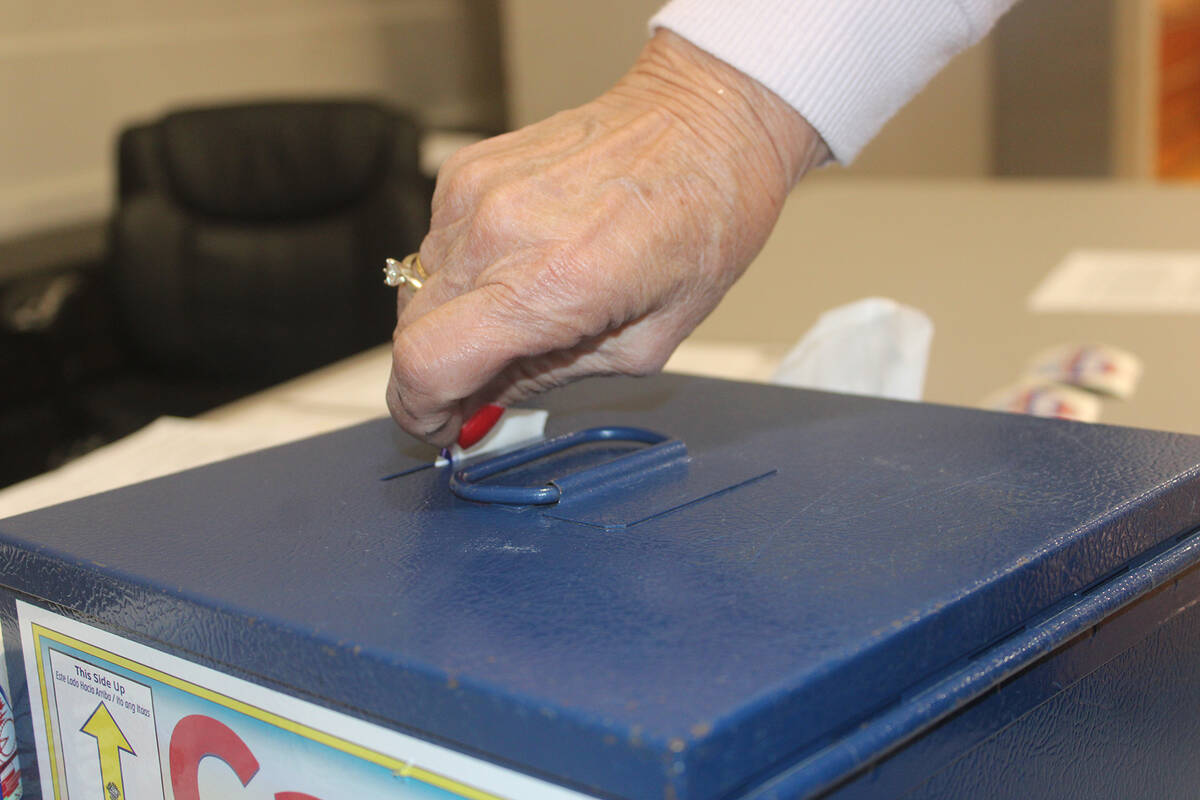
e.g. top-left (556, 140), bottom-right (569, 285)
top-left (992, 0), bottom-right (1115, 177)
top-left (502, 0), bottom-right (662, 127)
top-left (3, 1), bottom-right (1134, 241)
top-left (0, 0), bottom-right (503, 240)
top-left (502, 0), bottom-right (997, 177)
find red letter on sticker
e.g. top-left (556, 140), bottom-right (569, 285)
top-left (169, 714), bottom-right (259, 800)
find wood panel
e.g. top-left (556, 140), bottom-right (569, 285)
top-left (1157, 3), bottom-right (1200, 177)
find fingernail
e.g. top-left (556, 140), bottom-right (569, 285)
top-left (458, 404), bottom-right (505, 449)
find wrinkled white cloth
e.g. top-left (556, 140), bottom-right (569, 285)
top-left (651, 0), bottom-right (1018, 162)
top-left (772, 297), bottom-right (934, 401)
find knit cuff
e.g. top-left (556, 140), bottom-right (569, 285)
top-left (650, 0), bottom-right (1007, 163)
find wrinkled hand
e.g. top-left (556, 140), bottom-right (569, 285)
top-left (387, 31), bottom-right (827, 445)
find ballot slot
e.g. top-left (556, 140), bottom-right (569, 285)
top-left (449, 426), bottom-right (687, 505)
top-left (444, 423), bottom-right (780, 532)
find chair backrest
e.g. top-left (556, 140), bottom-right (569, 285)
top-left (110, 100), bottom-right (429, 382)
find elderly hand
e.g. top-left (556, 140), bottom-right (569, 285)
top-left (387, 30), bottom-right (828, 445)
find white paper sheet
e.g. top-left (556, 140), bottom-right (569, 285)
top-left (1029, 250), bottom-right (1200, 313)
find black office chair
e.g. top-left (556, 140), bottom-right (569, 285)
top-left (111, 99), bottom-right (429, 382)
top-left (82, 99), bottom-right (431, 429)
top-left (0, 99), bottom-right (431, 485)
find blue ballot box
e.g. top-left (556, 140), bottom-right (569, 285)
top-left (2, 374), bottom-right (1200, 800)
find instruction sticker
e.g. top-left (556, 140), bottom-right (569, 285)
top-left (45, 649), bottom-right (159, 800)
top-left (18, 602), bottom-right (595, 800)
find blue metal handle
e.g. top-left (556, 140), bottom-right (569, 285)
top-left (449, 426), bottom-right (682, 505)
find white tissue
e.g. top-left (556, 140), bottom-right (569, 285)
top-left (771, 297), bottom-right (934, 401)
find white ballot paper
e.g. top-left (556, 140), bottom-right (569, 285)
top-left (435, 408), bottom-right (549, 466)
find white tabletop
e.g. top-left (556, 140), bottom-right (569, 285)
top-left (695, 178), bottom-right (1200, 435)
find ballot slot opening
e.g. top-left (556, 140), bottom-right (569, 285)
top-left (449, 426), bottom-right (687, 506)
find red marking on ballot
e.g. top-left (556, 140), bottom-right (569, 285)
top-left (458, 404), bottom-right (505, 449)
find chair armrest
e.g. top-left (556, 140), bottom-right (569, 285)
top-left (0, 262), bottom-right (125, 405)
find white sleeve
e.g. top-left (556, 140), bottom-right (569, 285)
top-left (650, 0), bottom-right (1018, 163)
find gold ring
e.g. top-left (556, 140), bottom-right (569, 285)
top-left (383, 253), bottom-right (429, 292)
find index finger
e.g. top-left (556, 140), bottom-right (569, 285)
top-left (386, 279), bottom-right (588, 443)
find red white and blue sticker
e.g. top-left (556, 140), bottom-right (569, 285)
top-left (980, 380), bottom-right (1102, 423)
top-left (0, 685), bottom-right (23, 799)
top-left (17, 601), bottom-right (595, 800)
top-left (0, 605), bottom-right (25, 800)
top-left (1025, 343), bottom-right (1142, 399)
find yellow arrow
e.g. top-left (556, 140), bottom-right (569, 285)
top-left (81, 701), bottom-right (135, 800)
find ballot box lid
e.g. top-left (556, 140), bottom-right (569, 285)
top-left (4, 375), bottom-right (1200, 800)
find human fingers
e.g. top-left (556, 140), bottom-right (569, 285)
top-left (385, 30), bottom-right (829, 444)
top-left (387, 270), bottom-right (612, 445)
